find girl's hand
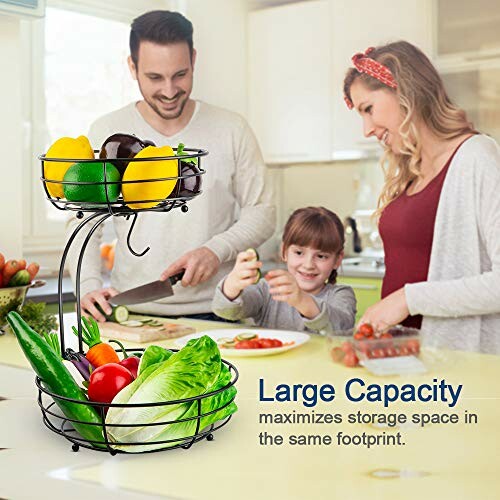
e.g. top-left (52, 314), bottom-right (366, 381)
top-left (265, 269), bottom-right (302, 306)
top-left (358, 288), bottom-right (410, 332)
top-left (222, 250), bottom-right (262, 300)
top-left (265, 269), bottom-right (320, 318)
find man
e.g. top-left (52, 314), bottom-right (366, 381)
top-left (66, 10), bottom-right (275, 321)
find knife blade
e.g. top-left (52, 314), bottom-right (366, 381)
top-left (111, 271), bottom-right (184, 306)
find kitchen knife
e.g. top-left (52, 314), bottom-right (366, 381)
top-left (111, 271), bottom-right (184, 306)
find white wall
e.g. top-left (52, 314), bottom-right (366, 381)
top-left (0, 15), bottom-right (23, 259)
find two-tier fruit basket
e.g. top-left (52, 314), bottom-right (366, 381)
top-left (35, 144), bottom-right (238, 455)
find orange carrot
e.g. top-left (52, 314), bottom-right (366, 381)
top-left (72, 316), bottom-right (119, 368)
top-left (0, 274), bottom-right (4, 288)
top-left (26, 262), bottom-right (40, 281)
top-left (86, 343), bottom-right (120, 368)
top-left (2, 260), bottom-right (20, 284)
top-left (0, 253), bottom-right (5, 272)
top-left (18, 259), bottom-right (26, 270)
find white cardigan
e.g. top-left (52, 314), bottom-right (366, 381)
top-left (404, 135), bottom-right (500, 354)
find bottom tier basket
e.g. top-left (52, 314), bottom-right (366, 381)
top-left (36, 354), bottom-right (238, 455)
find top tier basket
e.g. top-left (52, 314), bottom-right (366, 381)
top-left (39, 146), bottom-right (208, 215)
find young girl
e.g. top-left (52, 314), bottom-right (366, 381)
top-left (343, 41), bottom-right (500, 353)
top-left (212, 207), bottom-right (356, 334)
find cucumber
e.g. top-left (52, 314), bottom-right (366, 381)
top-left (119, 320), bottom-right (143, 328)
top-left (96, 304), bottom-right (129, 323)
top-left (246, 248), bottom-right (261, 283)
top-left (235, 332), bottom-right (257, 341)
top-left (8, 270), bottom-right (31, 287)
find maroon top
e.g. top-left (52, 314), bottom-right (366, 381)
top-left (379, 138), bottom-right (471, 329)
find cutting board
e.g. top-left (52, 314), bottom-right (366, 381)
top-left (99, 320), bottom-right (196, 343)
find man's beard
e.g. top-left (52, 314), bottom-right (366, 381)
top-left (143, 90), bottom-right (189, 121)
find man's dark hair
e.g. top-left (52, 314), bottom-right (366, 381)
top-left (130, 10), bottom-right (193, 66)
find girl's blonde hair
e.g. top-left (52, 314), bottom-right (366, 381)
top-left (343, 41), bottom-right (475, 217)
top-left (281, 207), bottom-right (344, 284)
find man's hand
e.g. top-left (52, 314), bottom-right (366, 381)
top-left (160, 247), bottom-right (220, 287)
top-left (265, 269), bottom-right (320, 319)
top-left (358, 287), bottom-right (410, 332)
top-left (80, 287), bottom-right (119, 323)
top-left (223, 250), bottom-right (262, 300)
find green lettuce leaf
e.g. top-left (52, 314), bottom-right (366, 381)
top-left (105, 335), bottom-right (237, 452)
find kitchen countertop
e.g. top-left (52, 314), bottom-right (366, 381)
top-left (0, 313), bottom-right (498, 499)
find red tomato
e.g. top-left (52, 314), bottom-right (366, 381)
top-left (357, 323), bottom-right (374, 338)
top-left (87, 363), bottom-right (134, 404)
top-left (330, 347), bottom-right (345, 363)
top-left (385, 347), bottom-right (398, 357)
top-left (250, 338), bottom-right (263, 348)
top-left (235, 340), bottom-right (255, 349)
top-left (399, 346), bottom-right (410, 356)
top-left (406, 339), bottom-right (420, 354)
top-left (371, 348), bottom-right (386, 359)
top-left (343, 352), bottom-right (359, 368)
top-left (269, 339), bottom-right (283, 347)
top-left (341, 341), bottom-right (354, 353)
top-left (353, 332), bottom-right (365, 341)
top-left (380, 333), bottom-right (393, 340)
top-left (257, 338), bottom-right (273, 348)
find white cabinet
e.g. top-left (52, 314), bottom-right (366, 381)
top-left (434, 0), bottom-right (500, 143)
top-left (248, 0), bottom-right (432, 164)
top-left (248, 0), bottom-right (332, 163)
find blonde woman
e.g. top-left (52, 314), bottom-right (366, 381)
top-left (343, 41), bottom-right (500, 353)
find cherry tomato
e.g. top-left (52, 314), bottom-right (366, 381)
top-left (341, 341), bottom-right (354, 353)
top-left (330, 347), bottom-right (345, 363)
top-left (357, 323), bottom-right (374, 338)
top-left (87, 363), bottom-right (134, 404)
top-left (399, 346), bottom-right (410, 356)
top-left (343, 352), bottom-right (359, 368)
top-left (235, 340), bottom-right (255, 349)
top-left (371, 348), bottom-right (386, 359)
top-left (353, 332), bottom-right (365, 341)
top-left (406, 339), bottom-right (420, 354)
top-left (385, 347), bottom-right (398, 357)
top-left (380, 333), bottom-right (393, 340)
top-left (269, 339), bottom-right (283, 347)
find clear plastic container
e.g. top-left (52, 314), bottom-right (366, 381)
top-left (327, 325), bottom-right (421, 367)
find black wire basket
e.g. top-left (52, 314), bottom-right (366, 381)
top-left (39, 146), bottom-right (208, 215)
top-left (36, 350), bottom-right (239, 455)
top-left (35, 145), bottom-right (240, 455)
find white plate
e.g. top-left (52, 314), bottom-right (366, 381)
top-left (175, 328), bottom-right (310, 357)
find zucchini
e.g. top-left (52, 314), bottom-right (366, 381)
top-left (8, 270), bottom-right (31, 287)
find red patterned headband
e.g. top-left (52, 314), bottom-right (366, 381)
top-left (344, 47), bottom-right (398, 109)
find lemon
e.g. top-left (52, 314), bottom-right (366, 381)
top-left (44, 136), bottom-right (95, 198)
top-left (122, 145), bottom-right (178, 209)
top-left (63, 162), bottom-right (120, 203)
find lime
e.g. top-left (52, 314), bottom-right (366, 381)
top-left (63, 162), bottom-right (121, 203)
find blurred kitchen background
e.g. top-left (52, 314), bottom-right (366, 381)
top-left (1, 0), bottom-right (499, 316)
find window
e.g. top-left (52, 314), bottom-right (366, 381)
top-left (24, 4), bottom-right (142, 271)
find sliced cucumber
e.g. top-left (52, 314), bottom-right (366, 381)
top-left (113, 306), bottom-right (129, 323)
top-left (96, 304), bottom-right (129, 323)
top-left (246, 248), bottom-right (261, 283)
top-left (221, 341), bottom-right (237, 349)
top-left (235, 332), bottom-right (257, 341)
top-left (217, 337), bottom-right (234, 345)
top-left (246, 247), bottom-right (260, 261)
top-left (119, 320), bottom-right (143, 328)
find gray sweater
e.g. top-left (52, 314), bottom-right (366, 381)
top-left (404, 135), bottom-right (500, 354)
top-left (212, 279), bottom-right (356, 334)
